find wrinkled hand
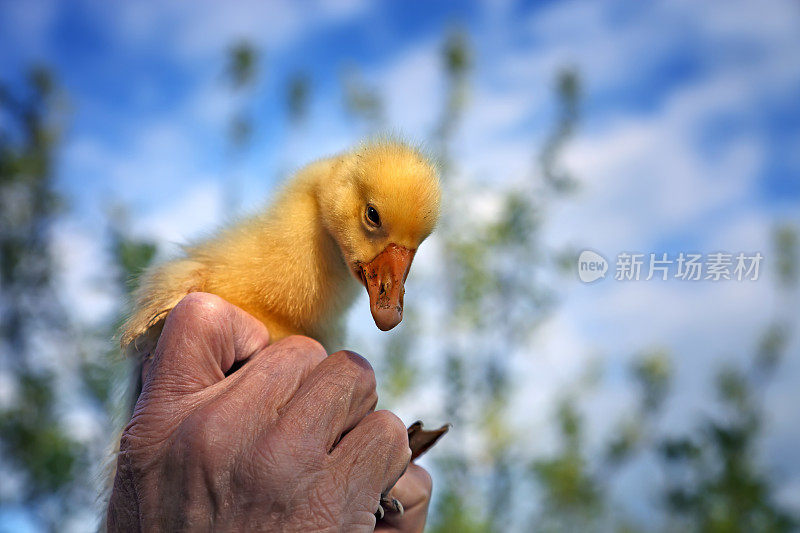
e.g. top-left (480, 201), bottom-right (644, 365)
top-left (107, 292), bottom-right (431, 532)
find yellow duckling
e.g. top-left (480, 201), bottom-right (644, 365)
top-left (120, 139), bottom-right (441, 359)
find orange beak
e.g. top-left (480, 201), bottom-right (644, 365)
top-left (357, 244), bottom-right (416, 331)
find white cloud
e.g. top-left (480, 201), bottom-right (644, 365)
top-left (375, 42), bottom-right (444, 137)
top-left (114, 0), bottom-right (371, 62)
top-left (544, 21), bottom-right (797, 253)
top-left (64, 117), bottom-right (219, 211)
top-left (132, 179), bottom-right (224, 249)
top-left (461, 87), bottom-right (533, 142)
top-left (50, 221), bottom-right (119, 327)
top-left (182, 79), bottom-right (239, 132)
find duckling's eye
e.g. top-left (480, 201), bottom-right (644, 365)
top-left (365, 205), bottom-right (381, 227)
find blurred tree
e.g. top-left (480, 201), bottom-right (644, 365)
top-left (539, 68), bottom-right (580, 193)
top-left (100, 213), bottom-right (158, 405)
top-left (532, 399), bottom-right (602, 531)
top-left (225, 41), bottom-right (259, 142)
top-left (286, 71), bottom-right (311, 125)
top-left (530, 226), bottom-right (799, 532)
top-left (0, 66), bottom-right (160, 531)
top-left (340, 64), bottom-right (385, 134)
top-left (362, 25), bottom-right (798, 533)
top-left (421, 27), bottom-right (584, 532)
top-left (224, 41), bottom-right (261, 210)
top-left (653, 226), bottom-right (798, 532)
top-left (0, 66), bottom-right (84, 528)
top-left (226, 42), bottom-right (257, 89)
top-left (774, 224), bottom-right (797, 288)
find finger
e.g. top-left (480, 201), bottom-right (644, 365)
top-left (375, 465), bottom-right (432, 533)
top-left (221, 335), bottom-right (327, 432)
top-left (276, 350), bottom-right (378, 452)
top-left (331, 410), bottom-right (411, 498)
top-left (145, 293), bottom-right (271, 398)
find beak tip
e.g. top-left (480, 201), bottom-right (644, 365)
top-left (372, 308), bottom-right (403, 331)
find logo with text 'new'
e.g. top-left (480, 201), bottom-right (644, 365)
top-left (578, 250), bottom-right (608, 283)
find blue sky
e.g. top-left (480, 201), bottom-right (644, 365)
top-left (2, 0), bottom-right (797, 233)
top-left (1, 0), bottom-right (800, 530)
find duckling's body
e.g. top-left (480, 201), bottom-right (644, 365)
top-left (121, 141), bottom-right (440, 359)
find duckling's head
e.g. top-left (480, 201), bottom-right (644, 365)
top-left (319, 140), bottom-right (440, 331)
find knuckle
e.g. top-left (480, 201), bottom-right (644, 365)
top-left (176, 405), bottom-right (226, 460)
top-left (269, 421), bottom-right (325, 465)
top-left (329, 350), bottom-right (376, 396)
top-left (251, 430), bottom-right (292, 473)
top-left (280, 335), bottom-right (328, 363)
top-left (371, 410), bottom-right (409, 450)
top-left (171, 292), bottom-right (228, 324)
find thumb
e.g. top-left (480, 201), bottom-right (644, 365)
top-left (144, 292), bottom-right (271, 398)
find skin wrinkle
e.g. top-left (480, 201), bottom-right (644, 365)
top-left (307, 479), bottom-right (345, 527)
top-left (120, 419), bottom-right (177, 465)
top-left (237, 440), bottom-right (278, 513)
top-left (205, 450), bottom-right (231, 529)
top-left (231, 337), bottom-right (327, 447)
top-left (109, 447), bottom-right (142, 532)
top-left (341, 466), bottom-right (377, 525)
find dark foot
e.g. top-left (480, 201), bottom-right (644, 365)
top-left (376, 490), bottom-right (404, 521)
top-left (407, 421), bottom-right (450, 461)
top-left (381, 493), bottom-right (404, 515)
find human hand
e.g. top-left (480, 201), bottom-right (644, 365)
top-left (107, 292), bottom-right (429, 532)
